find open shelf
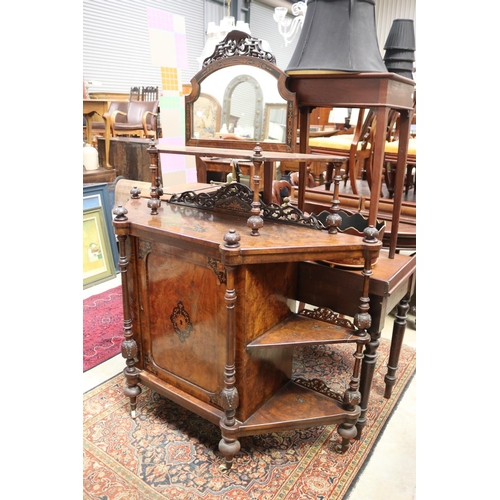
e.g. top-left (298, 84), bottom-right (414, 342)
top-left (238, 379), bottom-right (357, 437)
top-left (247, 312), bottom-right (362, 350)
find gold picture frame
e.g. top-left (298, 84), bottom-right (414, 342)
top-left (83, 207), bottom-right (116, 289)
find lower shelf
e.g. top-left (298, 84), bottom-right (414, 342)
top-left (138, 371), bottom-right (357, 439)
top-left (238, 379), bottom-right (358, 437)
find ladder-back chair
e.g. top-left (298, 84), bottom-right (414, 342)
top-left (129, 86), bottom-right (141, 101)
top-left (141, 86), bottom-right (158, 101)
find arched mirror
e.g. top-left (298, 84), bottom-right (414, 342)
top-left (186, 30), bottom-right (297, 152)
top-left (222, 74), bottom-right (262, 139)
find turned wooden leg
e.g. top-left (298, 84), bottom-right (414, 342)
top-left (335, 339), bottom-right (366, 453)
top-left (384, 294), bottom-right (410, 399)
top-left (218, 251), bottom-right (241, 471)
top-left (336, 420), bottom-right (358, 453)
top-left (354, 232), bottom-right (379, 440)
top-left (114, 213), bottom-right (142, 419)
top-left (123, 363), bottom-right (141, 419)
top-left (355, 327), bottom-right (380, 439)
top-left (103, 114), bottom-right (113, 169)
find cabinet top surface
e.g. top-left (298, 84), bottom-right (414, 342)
top-left (115, 197), bottom-right (381, 263)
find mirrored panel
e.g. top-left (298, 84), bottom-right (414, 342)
top-left (186, 55), bottom-right (297, 152)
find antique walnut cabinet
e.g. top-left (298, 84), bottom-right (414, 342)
top-left (113, 142), bottom-right (382, 470)
top-left (112, 30), bottom-right (413, 470)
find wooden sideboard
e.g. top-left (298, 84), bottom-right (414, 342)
top-left (113, 145), bottom-right (383, 470)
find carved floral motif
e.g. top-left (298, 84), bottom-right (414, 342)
top-left (208, 257), bottom-right (227, 285)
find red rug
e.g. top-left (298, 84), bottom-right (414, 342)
top-left (84, 339), bottom-right (416, 499)
top-left (83, 286), bottom-right (124, 371)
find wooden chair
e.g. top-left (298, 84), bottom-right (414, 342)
top-left (141, 86), bottom-right (161, 137)
top-left (107, 100), bottom-right (159, 139)
top-left (87, 101), bottom-right (128, 143)
top-left (129, 86), bottom-right (140, 101)
top-left (102, 100), bottom-right (159, 169)
top-left (309, 109), bottom-right (373, 194)
top-left (141, 86), bottom-right (158, 101)
top-left (383, 96), bottom-right (416, 198)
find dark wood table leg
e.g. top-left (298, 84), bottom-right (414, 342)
top-left (356, 324), bottom-right (381, 439)
top-left (196, 156), bottom-right (208, 183)
top-left (384, 293), bottom-right (410, 399)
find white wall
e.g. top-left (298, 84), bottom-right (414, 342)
top-left (82, 0), bottom-right (416, 92)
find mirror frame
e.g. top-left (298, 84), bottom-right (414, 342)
top-left (185, 30), bottom-right (297, 152)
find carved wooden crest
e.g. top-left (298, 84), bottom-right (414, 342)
top-left (203, 30), bottom-right (276, 67)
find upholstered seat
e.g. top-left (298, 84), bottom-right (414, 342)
top-left (384, 138), bottom-right (416, 156)
top-left (107, 100), bottom-right (159, 139)
top-left (90, 101), bottom-right (128, 133)
top-left (309, 134), bottom-right (371, 151)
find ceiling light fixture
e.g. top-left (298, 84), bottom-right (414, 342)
top-left (273, 1), bottom-right (307, 47)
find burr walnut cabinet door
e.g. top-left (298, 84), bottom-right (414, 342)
top-left (135, 238), bottom-right (228, 407)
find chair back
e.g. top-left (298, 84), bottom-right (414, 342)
top-left (108, 101), bottom-right (128, 123)
top-left (129, 86), bottom-right (140, 101)
top-left (141, 86), bottom-right (158, 101)
top-left (126, 100), bottom-right (159, 132)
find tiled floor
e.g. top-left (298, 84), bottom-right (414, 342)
top-left (83, 272), bottom-right (416, 499)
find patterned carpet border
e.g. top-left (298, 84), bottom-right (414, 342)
top-left (83, 286), bottom-right (123, 372)
top-left (84, 339), bottom-right (416, 500)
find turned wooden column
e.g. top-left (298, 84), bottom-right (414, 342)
top-left (218, 229), bottom-right (241, 471)
top-left (353, 226), bottom-right (378, 438)
top-left (113, 204), bottom-right (142, 419)
top-left (147, 140), bottom-right (163, 215)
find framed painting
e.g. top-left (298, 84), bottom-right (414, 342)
top-left (83, 182), bottom-right (119, 271)
top-left (83, 206), bottom-right (116, 289)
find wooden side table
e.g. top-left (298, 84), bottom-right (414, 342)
top-left (83, 99), bottom-right (110, 144)
top-left (295, 251), bottom-right (416, 436)
top-left (287, 72), bottom-right (416, 258)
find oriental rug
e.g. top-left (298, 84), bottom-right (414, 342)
top-left (83, 286), bottom-right (123, 372)
top-left (83, 338), bottom-right (416, 499)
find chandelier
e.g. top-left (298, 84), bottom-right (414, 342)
top-left (273, 1), bottom-right (307, 47)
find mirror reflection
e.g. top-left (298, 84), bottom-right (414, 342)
top-left (192, 65), bottom-right (287, 143)
top-left (263, 104), bottom-right (287, 143)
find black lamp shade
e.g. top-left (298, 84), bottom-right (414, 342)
top-left (383, 19), bottom-right (416, 50)
top-left (383, 19), bottom-right (415, 80)
top-left (384, 60), bottom-right (414, 71)
top-left (383, 48), bottom-right (415, 62)
top-left (285, 0), bottom-right (387, 74)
